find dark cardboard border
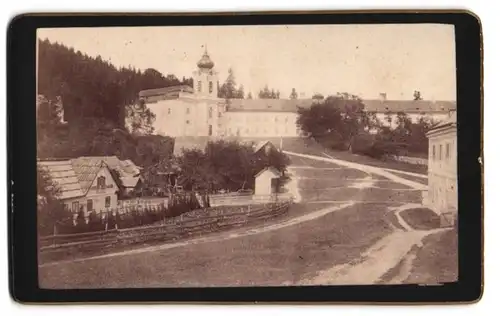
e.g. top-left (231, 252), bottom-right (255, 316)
top-left (7, 11), bottom-right (483, 304)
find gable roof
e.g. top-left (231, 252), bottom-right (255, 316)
top-left (253, 140), bottom-right (277, 154)
top-left (38, 156), bottom-right (142, 199)
top-left (139, 85), bottom-right (194, 98)
top-left (427, 111), bottom-right (457, 136)
top-left (255, 166), bottom-right (281, 178)
top-left (225, 99), bottom-right (314, 113)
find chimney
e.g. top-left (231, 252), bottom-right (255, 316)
top-left (379, 93), bottom-right (387, 102)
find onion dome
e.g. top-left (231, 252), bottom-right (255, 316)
top-left (197, 47), bottom-right (215, 70)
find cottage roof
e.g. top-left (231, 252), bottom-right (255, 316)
top-left (255, 166), bottom-right (281, 178)
top-left (253, 140), bottom-right (276, 154)
top-left (38, 156), bottom-right (142, 199)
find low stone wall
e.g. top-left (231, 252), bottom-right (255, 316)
top-left (386, 155), bottom-right (428, 166)
top-left (39, 201), bottom-right (292, 262)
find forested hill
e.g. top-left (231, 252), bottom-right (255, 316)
top-left (38, 38), bottom-right (193, 128)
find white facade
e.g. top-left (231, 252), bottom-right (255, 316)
top-left (254, 167), bottom-right (281, 196)
top-left (222, 111), bottom-right (301, 138)
top-left (63, 166), bottom-right (118, 216)
top-left (425, 112), bottom-right (457, 226)
top-left (374, 112), bottom-right (450, 129)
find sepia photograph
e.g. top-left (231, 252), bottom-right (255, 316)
top-left (35, 23), bottom-right (459, 289)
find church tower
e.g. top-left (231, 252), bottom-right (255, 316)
top-left (193, 47), bottom-right (219, 98)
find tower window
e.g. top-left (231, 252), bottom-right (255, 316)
top-left (197, 81), bottom-right (202, 92)
top-left (209, 81), bottom-right (213, 93)
top-left (208, 107), bottom-right (213, 118)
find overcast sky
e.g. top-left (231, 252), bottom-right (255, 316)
top-left (38, 24), bottom-right (456, 101)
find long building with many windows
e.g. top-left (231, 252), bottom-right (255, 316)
top-left (135, 48), bottom-right (456, 153)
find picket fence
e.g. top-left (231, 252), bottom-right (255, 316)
top-left (38, 200), bottom-right (292, 262)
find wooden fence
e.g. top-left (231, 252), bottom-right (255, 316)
top-left (38, 200), bottom-right (292, 262)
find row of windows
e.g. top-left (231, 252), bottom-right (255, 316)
top-left (70, 197), bottom-right (111, 213)
top-left (432, 142), bottom-right (452, 161)
top-left (197, 81), bottom-right (214, 93)
top-left (228, 116), bottom-right (291, 123)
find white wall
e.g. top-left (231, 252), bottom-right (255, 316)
top-left (427, 128), bottom-right (457, 215)
top-left (147, 97), bottom-right (220, 137)
top-left (63, 167), bottom-right (118, 216)
top-left (223, 112), bottom-right (300, 137)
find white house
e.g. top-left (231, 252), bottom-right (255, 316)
top-left (254, 167), bottom-right (281, 196)
top-left (425, 111), bottom-right (457, 227)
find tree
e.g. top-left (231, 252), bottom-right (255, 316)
top-left (124, 98), bottom-right (156, 135)
top-left (37, 165), bottom-right (70, 236)
top-left (413, 90), bottom-right (423, 101)
top-left (290, 88), bottom-right (298, 99)
top-left (247, 92), bottom-right (253, 99)
top-left (297, 93), bottom-right (374, 152)
top-left (218, 68), bottom-right (237, 99)
top-left (236, 85), bottom-right (245, 99)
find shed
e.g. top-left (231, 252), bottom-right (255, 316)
top-left (254, 167), bottom-right (281, 196)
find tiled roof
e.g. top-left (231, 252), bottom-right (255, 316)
top-left (225, 99), bottom-right (314, 113)
top-left (38, 156), bottom-right (143, 199)
top-left (139, 85), bottom-right (456, 114)
top-left (254, 140), bottom-right (276, 153)
top-left (428, 111), bottom-right (457, 132)
top-left (38, 160), bottom-right (84, 199)
top-left (139, 85), bottom-right (194, 98)
top-left (224, 98), bottom-right (456, 114)
top-left (362, 100), bottom-right (456, 113)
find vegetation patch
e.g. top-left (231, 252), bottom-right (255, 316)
top-left (38, 202), bottom-right (394, 288)
top-left (399, 208), bottom-right (441, 230)
top-left (403, 229), bottom-right (458, 284)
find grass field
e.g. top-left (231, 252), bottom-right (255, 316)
top-left (403, 229), bottom-right (458, 284)
top-left (280, 137), bottom-right (427, 175)
top-left (39, 202), bottom-right (394, 288)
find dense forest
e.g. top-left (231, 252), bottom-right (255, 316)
top-left (37, 39), bottom-right (187, 178)
top-left (38, 38), bottom-right (192, 128)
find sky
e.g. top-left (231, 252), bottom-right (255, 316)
top-left (38, 24), bottom-right (456, 101)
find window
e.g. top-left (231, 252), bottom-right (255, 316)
top-left (208, 124), bottom-right (213, 136)
top-left (218, 111), bottom-right (222, 118)
top-left (439, 144), bottom-right (443, 160)
top-left (105, 196), bottom-right (111, 208)
top-left (186, 120), bottom-right (190, 124)
top-left (186, 108), bottom-right (190, 114)
top-left (432, 145), bottom-right (436, 160)
top-left (197, 81), bottom-right (202, 92)
top-left (72, 201), bottom-right (79, 213)
top-left (275, 116), bottom-right (279, 122)
top-left (209, 81), bottom-right (213, 93)
top-left (87, 199), bottom-right (93, 213)
top-left (97, 176), bottom-right (106, 189)
top-left (446, 143), bottom-right (451, 159)
top-left (167, 108), bottom-right (171, 114)
top-left (285, 117), bottom-right (289, 123)
top-left (208, 107), bottom-right (213, 118)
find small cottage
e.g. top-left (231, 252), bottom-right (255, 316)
top-left (254, 166), bottom-right (281, 196)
